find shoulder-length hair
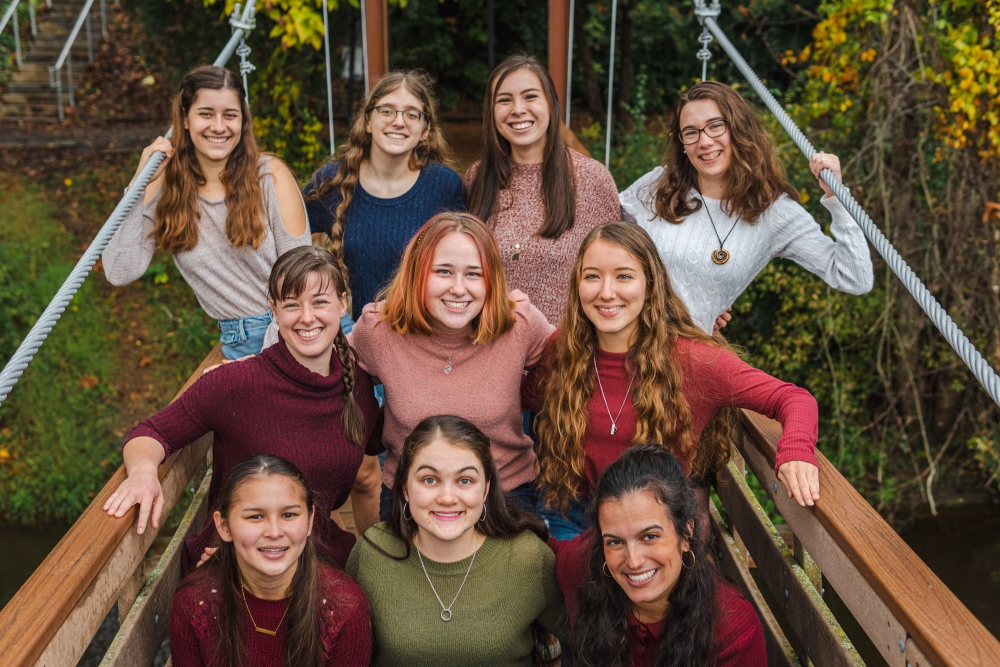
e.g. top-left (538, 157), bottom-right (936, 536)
top-left (156, 65), bottom-right (267, 254)
top-left (179, 455), bottom-right (328, 667)
top-left (377, 212), bottom-right (516, 344)
top-left (534, 221), bottom-right (715, 514)
top-left (466, 54), bottom-right (576, 240)
top-left (572, 446), bottom-right (719, 667)
top-left (268, 246), bottom-right (365, 446)
top-left (305, 70), bottom-right (455, 281)
top-left (650, 80), bottom-right (799, 224)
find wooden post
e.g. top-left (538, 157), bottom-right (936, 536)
top-left (548, 0), bottom-right (570, 114)
top-left (363, 0), bottom-right (388, 89)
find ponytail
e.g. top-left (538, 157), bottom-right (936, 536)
top-left (333, 327), bottom-right (365, 447)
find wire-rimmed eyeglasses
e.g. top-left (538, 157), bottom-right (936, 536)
top-left (678, 119), bottom-right (728, 145)
top-left (371, 106), bottom-right (427, 124)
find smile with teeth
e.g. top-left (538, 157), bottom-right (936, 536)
top-left (386, 132), bottom-right (408, 140)
top-left (443, 300), bottom-right (470, 310)
top-left (205, 136), bottom-right (230, 144)
top-left (431, 511), bottom-right (463, 521)
top-left (699, 150), bottom-right (723, 161)
top-left (296, 328), bottom-right (322, 339)
top-left (258, 547), bottom-right (288, 553)
top-left (624, 569), bottom-right (657, 583)
top-left (596, 305), bottom-right (624, 314)
top-left (510, 121), bottom-right (533, 130)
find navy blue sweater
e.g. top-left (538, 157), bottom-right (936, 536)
top-left (304, 161), bottom-right (466, 319)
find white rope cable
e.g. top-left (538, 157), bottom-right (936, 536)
top-left (322, 0), bottom-right (335, 154)
top-left (564, 0), bottom-right (574, 127)
top-left (699, 14), bottom-right (1000, 408)
top-left (0, 0), bottom-right (258, 406)
top-left (603, 0), bottom-right (617, 168)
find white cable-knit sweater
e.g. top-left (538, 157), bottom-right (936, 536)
top-left (620, 167), bottom-right (874, 333)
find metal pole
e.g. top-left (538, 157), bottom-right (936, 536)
top-left (565, 0), bottom-right (574, 126)
top-left (99, 0), bottom-right (106, 39)
top-left (13, 9), bottom-right (20, 66)
top-left (323, 0), bottom-right (335, 155)
top-left (360, 0), bottom-right (369, 96)
top-left (487, 0), bottom-right (494, 72)
top-left (85, 10), bottom-right (93, 63)
top-left (603, 0), bottom-right (617, 168)
top-left (67, 55), bottom-right (74, 107)
top-left (29, 2), bottom-right (36, 36)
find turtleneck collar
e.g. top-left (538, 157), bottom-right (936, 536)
top-left (259, 336), bottom-right (346, 394)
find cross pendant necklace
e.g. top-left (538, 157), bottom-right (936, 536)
top-left (593, 356), bottom-right (637, 435)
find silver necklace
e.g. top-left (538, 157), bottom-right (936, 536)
top-left (415, 538), bottom-right (481, 621)
top-left (593, 356), bottom-right (637, 435)
top-left (699, 193), bottom-right (740, 265)
top-left (429, 334), bottom-right (471, 374)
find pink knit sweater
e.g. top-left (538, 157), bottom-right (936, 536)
top-left (348, 291), bottom-right (555, 491)
top-left (465, 149), bottom-right (621, 325)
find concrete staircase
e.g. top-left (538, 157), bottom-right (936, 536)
top-left (1, 0), bottom-right (97, 122)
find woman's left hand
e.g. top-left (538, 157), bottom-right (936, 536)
top-left (776, 461), bottom-right (820, 507)
top-left (809, 152), bottom-right (842, 198)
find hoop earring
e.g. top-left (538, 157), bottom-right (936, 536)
top-left (403, 502), bottom-right (413, 522)
top-left (478, 503), bottom-right (487, 522)
top-left (602, 562), bottom-right (613, 578)
top-left (682, 550), bottom-right (696, 570)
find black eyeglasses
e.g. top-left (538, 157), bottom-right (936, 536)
top-left (678, 119), bottom-right (728, 145)
top-left (371, 106), bottom-right (427, 123)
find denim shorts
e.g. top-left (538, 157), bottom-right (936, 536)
top-left (218, 312), bottom-right (273, 360)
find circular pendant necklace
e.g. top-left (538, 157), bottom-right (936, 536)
top-left (429, 334), bottom-right (471, 374)
top-left (415, 536), bottom-right (481, 621)
top-left (699, 193), bottom-right (740, 265)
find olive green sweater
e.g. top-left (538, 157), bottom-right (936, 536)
top-left (346, 524), bottom-right (567, 667)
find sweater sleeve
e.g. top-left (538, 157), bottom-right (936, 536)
top-left (535, 537), bottom-right (570, 640)
top-left (682, 340), bottom-right (819, 470)
top-left (618, 167), bottom-right (661, 223)
top-left (715, 582), bottom-right (767, 667)
top-left (302, 163), bottom-right (341, 239)
top-left (771, 194), bottom-right (874, 295)
top-left (574, 151), bottom-right (622, 223)
top-left (346, 303), bottom-right (382, 383)
top-left (439, 164), bottom-right (467, 212)
top-left (521, 330), bottom-right (558, 412)
top-left (102, 188), bottom-right (160, 286)
top-left (169, 584), bottom-right (208, 667)
top-left (511, 290), bottom-right (556, 367)
top-left (319, 567), bottom-right (373, 667)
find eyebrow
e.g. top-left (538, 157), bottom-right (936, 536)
top-left (602, 524), bottom-right (663, 539)
top-left (681, 117), bottom-right (724, 130)
top-left (242, 504), bottom-right (303, 512)
top-left (495, 87), bottom-right (542, 98)
top-left (432, 263), bottom-right (483, 270)
top-left (582, 265), bottom-right (637, 272)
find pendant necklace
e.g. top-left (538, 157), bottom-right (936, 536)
top-left (593, 356), bottom-right (637, 435)
top-left (430, 334), bottom-right (471, 374)
top-left (415, 536), bottom-right (481, 621)
top-left (699, 193), bottom-right (740, 265)
top-left (240, 579), bottom-right (290, 636)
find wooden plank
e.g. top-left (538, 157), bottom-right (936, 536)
top-left (710, 500), bottom-right (800, 667)
top-left (117, 561), bottom-right (145, 624)
top-left (101, 470), bottom-right (213, 667)
top-left (736, 417), bottom-right (911, 667)
top-left (715, 462), bottom-right (862, 667)
top-left (740, 408), bottom-right (1000, 666)
top-left (0, 344), bottom-right (224, 667)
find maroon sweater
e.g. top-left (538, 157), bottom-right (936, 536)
top-left (170, 562), bottom-right (372, 667)
top-left (127, 338), bottom-right (383, 569)
top-left (526, 335), bottom-right (818, 492)
top-left (549, 531), bottom-right (766, 667)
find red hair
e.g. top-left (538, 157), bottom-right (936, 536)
top-left (377, 213), bottom-right (516, 344)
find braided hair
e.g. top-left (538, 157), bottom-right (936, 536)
top-left (267, 246), bottom-right (365, 446)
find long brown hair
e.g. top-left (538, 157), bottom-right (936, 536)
top-left (377, 212), bottom-right (516, 344)
top-left (466, 54), bottom-right (577, 239)
top-left (156, 65), bottom-right (268, 253)
top-left (534, 222), bottom-right (715, 514)
top-left (650, 81), bottom-right (799, 224)
top-left (182, 455), bottom-right (327, 667)
top-left (267, 246), bottom-right (365, 446)
top-left (305, 70), bottom-right (455, 281)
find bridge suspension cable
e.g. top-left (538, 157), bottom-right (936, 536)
top-left (0, 0), bottom-right (259, 406)
top-left (693, 1), bottom-right (1000, 408)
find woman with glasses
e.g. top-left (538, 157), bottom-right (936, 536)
top-left (620, 81), bottom-right (873, 334)
top-left (304, 71), bottom-right (465, 333)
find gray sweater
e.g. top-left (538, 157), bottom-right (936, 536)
top-left (102, 156), bottom-right (310, 321)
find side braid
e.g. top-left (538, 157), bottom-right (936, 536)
top-left (333, 328), bottom-right (366, 447)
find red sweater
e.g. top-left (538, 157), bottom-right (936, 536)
top-left (170, 562), bottom-right (372, 667)
top-left (526, 335), bottom-right (817, 491)
top-left (127, 338), bottom-right (383, 569)
top-left (549, 532), bottom-right (766, 667)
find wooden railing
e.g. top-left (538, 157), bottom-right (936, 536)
top-left (1, 344), bottom-right (999, 666)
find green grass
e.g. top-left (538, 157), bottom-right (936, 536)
top-left (0, 174), bottom-right (216, 525)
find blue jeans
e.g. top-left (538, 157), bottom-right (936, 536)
top-left (379, 481), bottom-right (538, 521)
top-left (218, 312), bottom-right (273, 360)
top-left (340, 310), bottom-right (354, 335)
top-left (536, 490), bottom-right (592, 541)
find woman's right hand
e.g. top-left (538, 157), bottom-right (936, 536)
top-left (130, 136), bottom-right (174, 189)
top-left (103, 468), bottom-right (164, 535)
top-left (195, 547), bottom-right (219, 567)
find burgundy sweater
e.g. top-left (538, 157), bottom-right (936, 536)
top-left (170, 562), bottom-right (372, 667)
top-left (126, 338), bottom-right (383, 569)
top-left (550, 531), bottom-right (766, 667)
top-left (526, 335), bottom-right (818, 492)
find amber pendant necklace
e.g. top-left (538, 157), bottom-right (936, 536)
top-left (699, 193), bottom-right (740, 265)
top-left (240, 579), bottom-right (290, 636)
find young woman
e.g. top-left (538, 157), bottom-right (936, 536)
top-left (304, 70), bottom-right (465, 328)
top-left (170, 455), bottom-right (372, 667)
top-left (466, 55), bottom-right (620, 325)
top-left (102, 65), bottom-right (310, 360)
top-left (530, 222), bottom-right (820, 540)
top-left (550, 445), bottom-right (766, 667)
top-left (620, 80), bottom-right (873, 334)
top-left (348, 212), bottom-right (555, 516)
top-left (104, 246), bottom-right (382, 568)
top-left (346, 415), bottom-right (566, 666)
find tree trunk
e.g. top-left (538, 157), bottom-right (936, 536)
top-left (574, 1), bottom-right (604, 127)
top-left (613, 0), bottom-right (633, 132)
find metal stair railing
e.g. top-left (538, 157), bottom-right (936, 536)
top-left (1, 0), bottom-right (41, 67)
top-left (47, 0), bottom-right (107, 120)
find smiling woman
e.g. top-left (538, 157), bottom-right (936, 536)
top-left (101, 65), bottom-right (311, 360)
